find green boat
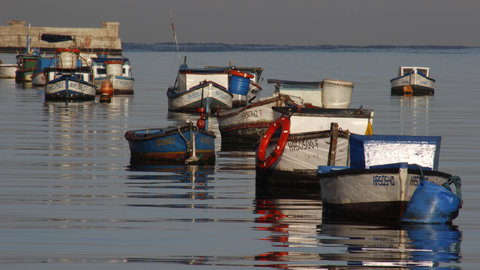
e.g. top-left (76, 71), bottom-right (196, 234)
top-left (15, 30), bottom-right (42, 83)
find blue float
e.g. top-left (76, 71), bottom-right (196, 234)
top-left (229, 75), bottom-right (250, 95)
top-left (401, 178), bottom-right (462, 224)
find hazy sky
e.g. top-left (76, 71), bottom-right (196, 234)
top-left (2, 0), bottom-right (479, 46)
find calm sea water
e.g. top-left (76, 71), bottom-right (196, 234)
top-left (1, 48), bottom-right (479, 269)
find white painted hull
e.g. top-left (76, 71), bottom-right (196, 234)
top-left (256, 107), bottom-right (374, 182)
top-left (217, 95), bottom-right (298, 143)
top-left (0, 64), bottom-right (17, 78)
top-left (274, 108), bottom-right (374, 135)
top-left (266, 131), bottom-right (350, 174)
top-left (391, 73), bottom-right (435, 95)
top-left (32, 72), bottom-right (46, 86)
top-left (320, 168), bottom-right (449, 205)
top-left (168, 81), bottom-right (232, 112)
top-left (45, 76), bottom-right (96, 101)
top-left (95, 76), bottom-right (134, 94)
top-left (318, 166), bottom-right (455, 221)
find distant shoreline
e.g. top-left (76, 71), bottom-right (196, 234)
top-left (122, 42), bottom-right (477, 52)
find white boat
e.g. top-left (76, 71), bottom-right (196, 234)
top-left (91, 54), bottom-right (134, 95)
top-left (255, 106), bottom-right (374, 184)
top-left (167, 60), bottom-right (263, 113)
top-left (44, 48), bottom-right (96, 101)
top-left (216, 93), bottom-right (303, 146)
top-left (268, 78), bottom-right (354, 108)
top-left (390, 66), bottom-right (435, 95)
top-left (318, 135), bottom-right (462, 223)
top-left (0, 63), bottom-right (17, 78)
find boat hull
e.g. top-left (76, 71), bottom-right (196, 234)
top-left (95, 76), bottom-right (134, 95)
top-left (45, 75), bottom-right (96, 101)
top-left (125, 125), bottom-right (216, 165)
top-left (217, 95), bottom-right (294, 145)
top-left (168, 81), bottom-right (233, 113)
top-left (0, 64), bottom-right (17, 78)
top-left (319, 167), bottom-right (456, 223)
top-left (256, 107), bottom-right (374, 185)
top-left (391, 73), bottom-right (435, 95)
top-left (32, 72), bottom-right (46, 86)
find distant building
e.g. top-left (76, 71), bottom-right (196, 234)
top-left (0, 20), bottom-right (122, 54)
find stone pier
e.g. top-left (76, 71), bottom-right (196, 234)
top-left (0, 20), bottom-right (122, 54)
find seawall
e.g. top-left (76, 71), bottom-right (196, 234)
top-left (0, 20), bottom-right (122, 54)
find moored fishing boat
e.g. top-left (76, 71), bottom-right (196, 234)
top-left (44, 48), bottom-right (96, 101)
top-left (125, 109), bottom-right (216, 165)
top-left (15, 50), bottom-right (42, 83)
top-left (390, 66), bottom-right (435, 95)
top-left (91, 54), bottom-right (135, 95)
top-left (167, 59), bottom-right (263, 113)
top-left (255, 78), bottom-right (373, 186)
top-left (216, 93), bottom-right (303, 146)
top-left (318, 134), bottom-right (462, 224)
top-left (0, 63), bottom-right (17, 78)
top-left (255, 106), bottom-right (374, 186)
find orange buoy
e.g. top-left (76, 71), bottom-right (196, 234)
top-left (101, 78), bottom-right (114, 97)
top-left (403, 85), bottom-right (413, 95)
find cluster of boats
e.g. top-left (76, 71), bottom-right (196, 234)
top-left (124, 58), bottom-right (461, 225)
top-left (0, 33), bottom-right (134, 102)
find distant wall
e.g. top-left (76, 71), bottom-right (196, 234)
top-left (0, 20), bottom-right (122, 54)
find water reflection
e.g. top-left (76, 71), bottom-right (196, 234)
top-left (126, 164), bottom-right (215, 202)
top-left (320, 223), bottom-right (461, 268)
top-left (254, 187), bottom-right (324, 268)
top-left (41, 98), bottom-right (131, 174)
top-left (397, 95), bottom-right (431, 135)
top-left (254, 187), bottom-right (461, 269)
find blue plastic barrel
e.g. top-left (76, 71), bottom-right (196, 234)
top-left (401, 179), bottom-right (461, 224)
top-left (229, 76), bottom-right (250, 95)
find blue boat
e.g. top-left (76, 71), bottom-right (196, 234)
top-left (125, 120), bottom-right (216, 165)
top-left (318, 134), bottom-right (462, 224)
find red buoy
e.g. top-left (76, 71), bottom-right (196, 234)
top-left (196, 107), bottom-right (206, 129)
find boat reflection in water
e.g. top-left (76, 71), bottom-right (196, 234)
top-left (254, 187), bottom-right (461, 268)
top-left (399, 95), bottom-right (431, 135)
top-left (127, 164), bottom-right (215, 201)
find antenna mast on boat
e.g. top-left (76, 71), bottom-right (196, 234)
top-left (169, 10), bottom-right (182, 65)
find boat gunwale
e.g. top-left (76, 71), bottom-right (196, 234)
top-left (317, 166), bottom-right (453, 179)
top-left (125, 125), bottom-right (215, 141)
top-left (273, 106), bottom-right (374, 118)
top-left (167, 80), bottom-right (232, 99)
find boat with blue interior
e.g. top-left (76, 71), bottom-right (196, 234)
top-left (318, 134), bottom-right (462, 224)
top-left (167, 58), bottom-right (263, 113)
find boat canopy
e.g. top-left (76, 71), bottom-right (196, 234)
top-left (41, 34), bottom-right (73, 43)
top-left (398, 66), bottom-right (430, 77)
top-left (349, 134), bottom-right (441, 170)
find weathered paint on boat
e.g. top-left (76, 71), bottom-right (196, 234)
top-left (319, 165), bottom-right (460, 224)
top-left (44, 74), bottom-right (96, 101)
top-left (255, 106), bottom-right (374, 186)
top-left (125, 124), bottom-right (216, 165)
top-left (217, 94), bottom-right (300, 145)
top-left (391, 66), bottom-right (435, 95)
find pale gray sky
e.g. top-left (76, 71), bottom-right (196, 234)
top-left (2, 0), bottom-right (479, 46)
